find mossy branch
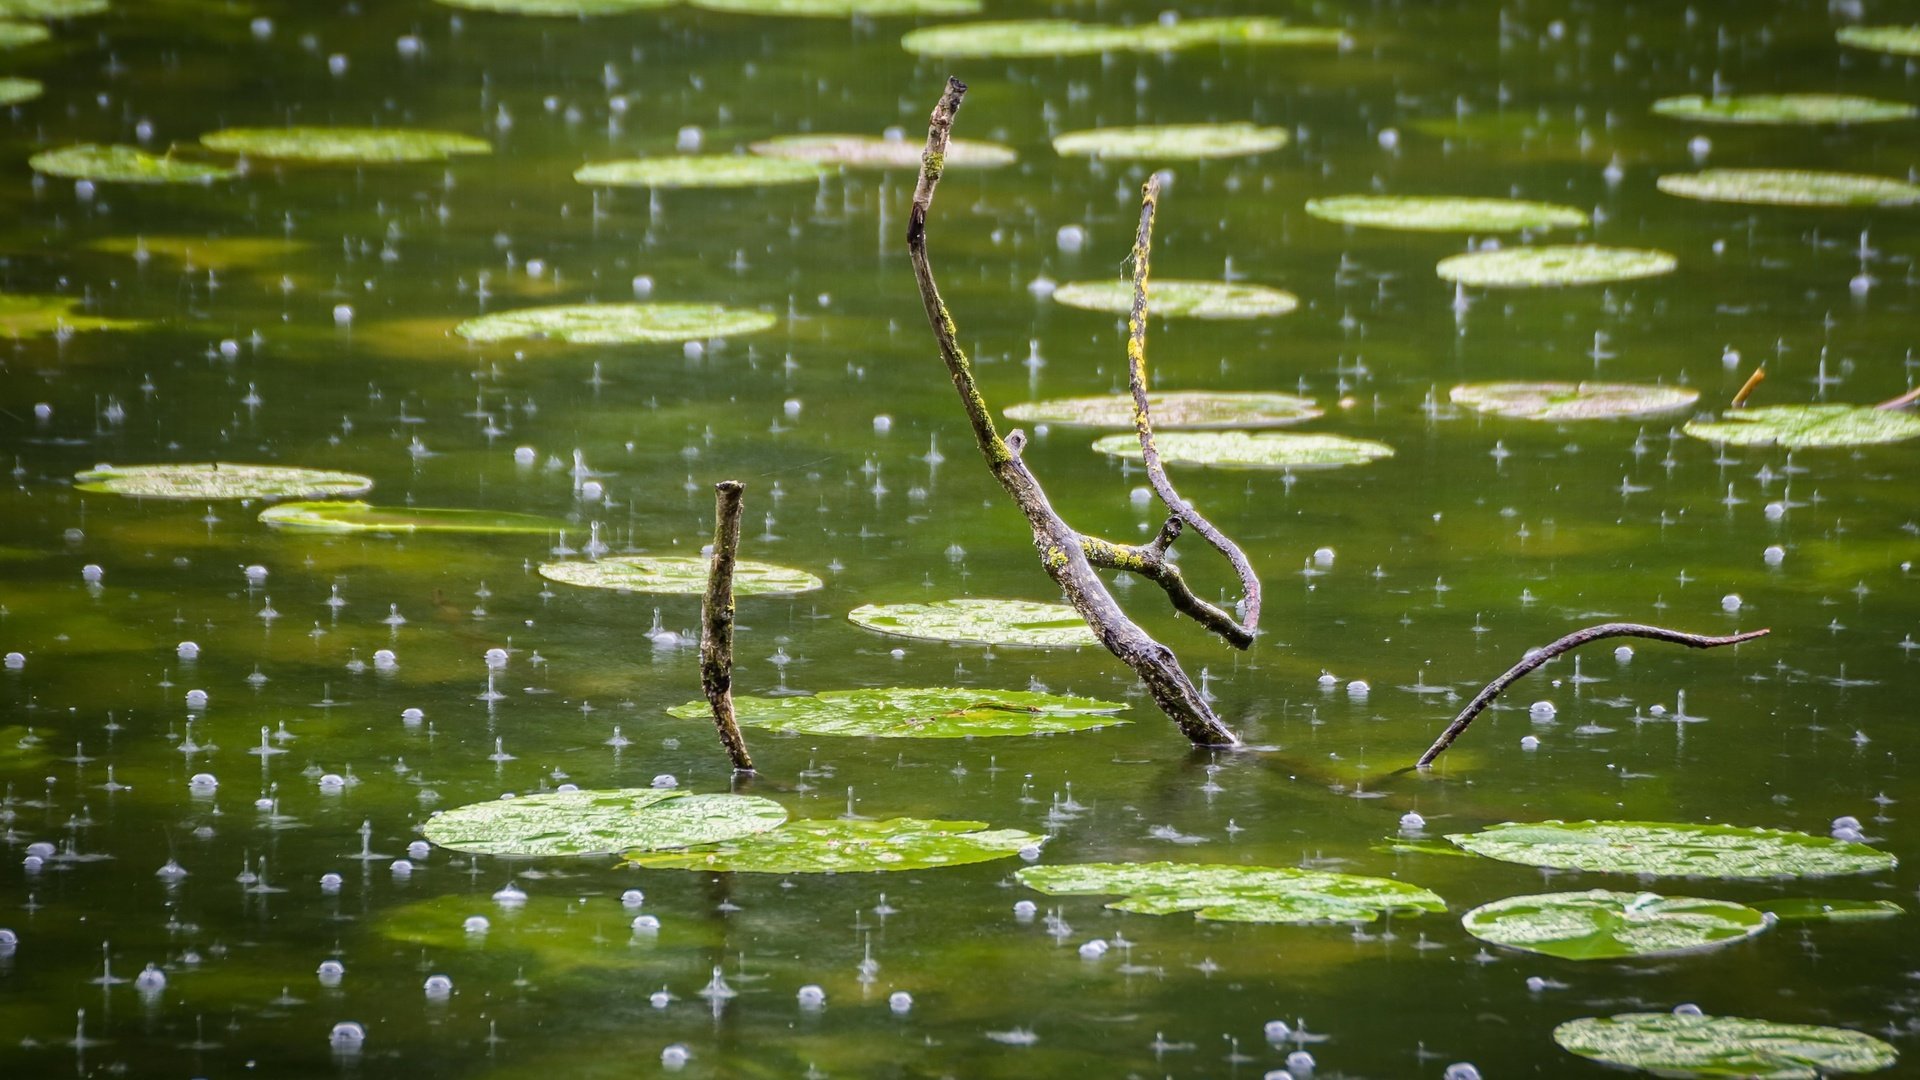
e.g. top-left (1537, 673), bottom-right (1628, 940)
top-left (701, 480), bottom-right (754, 773)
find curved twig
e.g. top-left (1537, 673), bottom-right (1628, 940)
top-left (1080, 528), bottom-right (1254, 649)
top-left (701, 480), bottom-right (754, 773)
top-left (1876, 385), bottom-right (1920, 411)
top-left (1415, 622), bottom-right (1769, 768)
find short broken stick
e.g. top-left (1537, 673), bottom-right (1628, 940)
top-left (702, 480), bottom-right (754, 773)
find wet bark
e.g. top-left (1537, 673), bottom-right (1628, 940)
top-left (701, 480), bottom-right (755, 773)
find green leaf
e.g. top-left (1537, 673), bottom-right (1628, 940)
top-left (1837, 25), bottom-right (1920, 57)
top-left (455, 302), bottom-right (777, 344)
top-left (1657, 169), bottom-right (1920, 207)
top-left (434, 0), bottom-right (674, 13)
top-left (1754, 898), bottom-right (1905, 923)
top-left (749, 133), bottom-right (1013, 169)
top-left (0, 294), bottom-right (144, 338)
top-left (423, 789), bottom-right (788, 857)
top-left (201, 127), bottom-right (491, 163)
top-left (74, 463), bottom-right (374, 500)
top-left (1451, 382), bottom-right (1698, 421)
top-left (1652, 94), bottom-right (1916, 125)
top-left (0, 0), bottom-right (107, 14)
top-left (1462, 889), bottom-right (1771, 960)
top-left (258, 501), bottom-right (567, 535)
top-left (540, 555), bottom-right (822, 595)
top-left (1006, 392), bottom-right (1321, 430)
top-left (847, 598), bottom-right (1096, 648)
top-left (0, 20), bottom-right (48, 46)
top-left (1053, 123), bottom-right (1288, 161)
top-left (1091, 431), bottom-right (1395, 470)
top-left (668, 687), bottom-right (1127, 738)
top-left (1554, 1013), bottom-right (1898, 1079)
top-left (1446, 821), bottom-right (1898, 880)
top-left (1682, 405), bottom-right (1920, 449)
top-left (1016, 862), bottom-right (1447, 924)
top-left (573, 155), bottom-right (824, 188)
top-left (900, 17), bottom-right (1342, 59)
top-left (1374, 838), bottom-right (1479, 858)
top-left (1306, 195), bottom-right (1589, 232)
top-left (0, 77), bottom-right (41, 105)
top-left (30, 144), bottom-right (237, 184)
top-left (694, 0), bottom-right (978, 15)
top-left (626, 817), bottom-right (1040, 873)
top-left (1437, 244), bottom-right (1678, 287)
top-left (1052, 280), bottom-right (1297, 319)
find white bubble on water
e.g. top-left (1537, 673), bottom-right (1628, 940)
top-left (176, 641), bottom-right (200, 660)
top-left (328, 1021), bottom-right (364, 1050)
top-left (1614, 645), bottom-right (1633, 663)
top-left (407, 840), bottom-right (430, 860)
top-left (1520, 735), bottom-right (1540, 751)
top-left (463, 916), bottom-right (490, 934)
top-left (1720, 593), bottom-right (1743, 613)
top-left (82, 564), bottom-right (103, 583)
top-left (796, 984), bottom-right (826, 1008)
top-left (1056, 224), bottom-right (1087, 253)
top-left (1529, 700), bottom-right (1557, 722)
top-left (621, 889), bottom-right (646, 908)
top-left (661, 1044), bottom-right (691, 1069)
top-left (889, 991), bottom-right (913, 1014)
top-left (1399, 811), bottom-right (1425, 832)
top-left (1078, 939), bottom-right (1109, 960)
top-left (676, 126), bottom-right (702, 152)
top-left (332, 304), bottom-right (354, 326)
top-left (423, 975), bottom-right (452, 1000)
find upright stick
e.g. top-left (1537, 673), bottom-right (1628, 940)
top-left (702, 480), bottom-right (754, 773)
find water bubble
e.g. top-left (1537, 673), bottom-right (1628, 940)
top-left (1763, 545), bottom-right (1785, 566)
top-left (244, 564), bottom-right (269, 583)
top-left (249, 15), bottom-right (272, 38)
top-left (484, 647), bottom-right (509, 669)
top-left (185, 689), bottom-right (209, 709)
top-left (1055, 224), bottom-right (1087, 253)
top-left (1720, 593), bottom-right (1743, 613)
top-left (797, 984), bottom-right (826, 1008)
top-left (492, 884), bottom-right (527, 906)
top-left (660, 1044), bottom-right (691, 1069)
top-left (1027, 275), bottom-right (1057, 300)
top-left (1444, 1065), bottom-right (1483, 1080)
top-left (1529, 700), bottom-right (1557, 722)
top-left (328, 1021), bottom-right (365, 1050)
top-left (1833, 815), bottom-right (1862, 831)
top-left (1614, 646), bottom-right (1633, 663)
top-left (889, 991), bottom-right (913, 1014)
top-left (318, 773), bottom-right (346, 792)
top-left (580, 480), bottom-right (604, 502)
top-left (651, 774), bottom-right (678, 789)
top-left (423, 974), bottom-right (452, 999)
top-left (630, 274), bottom-right (653, 298)
top-left (1673, 1003), bottom-right (1704, 1017)
top-left (188, 772), bottom-right (218, 791)
top-left (631, 914), bottom-right (661, 933)
top-left (401, 707), bottom-right (423, 725)
top-left (1018, 843), bottom-right (1042, 861)
top-left (1832, 825), bottom-right (1866, 842)
top-left (872, 414), bottom-right (892, 433)
top-left (134, 964), bottom-right (166, 993)
top-left (375, 650), bottom-right (399, 670)
top-left (676, 126), bottom-right (703, 152)
top-left (783, 398), bottom-right (802, 418)
top-left (1312, 546), bottom-right (1336, 566)
top-left (649, 989), bottom-right (672, 1008)
top-left (22, 855), bottom-right (42, 873)
top-left (0, 929), bottom-right (16, 948)
top-left (1078, 939), bottom-right (1109, 959)
top-left (1763, 501), bottom-right (1787, 521)
top-left (514, 446), bottom-right (536, 465)
top-left (396, 34), bottom-right (422, 58)
top-left (1346, 679), bottom-right (1369, 697)
top-left (1012, 900), bottom-right (1037, 921)
top-left (463, 916), bottom-right (490, 934)
top-left (1398, 811), bottom-right (1425, 831)
top-left (1687, 135), bottom-right (1711, 162)
top-left (407, 840), bottom-right (430, 860)
top-left (1525, 975), bottom-right (1547, 991)
top-left (620, 889), bottom-right (646, 908)
top-left (317, 960), bottom-right (346, 984)
top-left (1519, 735), bottom-right (1540, 751)
top-left (26, 841), bottom-right (54, 858)
top-left (1263, 1019), bottom-right (1292, 1042)
top-left (81, 563), bottom-right (104, 583)
top-left (327, 53), bottom-right (348, 76)
top-left (1285, 1050), bottom-right (1316, 1075)
top-left (176, 641), bottom-right (200, 660)
top-left (319, 872), bottom-right (343, 891)
top-left (332, 304), bottom-right (354, 327)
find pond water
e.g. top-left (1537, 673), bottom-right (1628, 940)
top-left (2, 1), bottom-right (1917, 1076)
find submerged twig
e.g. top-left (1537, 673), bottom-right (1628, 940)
top-left (701, 480), bottom-right (754, 773)
top-left (1730, 367), bottom-right (1766, 409)
top-left (1876, 385), bottom-right (1920, 411)
top-left (1415, 622), bottom-right (1769, 768)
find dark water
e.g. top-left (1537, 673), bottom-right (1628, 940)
top-left (1, 1), bottom-right (1917, 1076)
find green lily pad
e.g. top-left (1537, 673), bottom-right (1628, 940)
top-left (900, 17), bottom-right (1342, 58)
top-left (0, 294), bottom-right (143, 338)
top-left (1451, 382), bottom-right (1699, 421)
top-left (200, 127), bottom-right (491, 163)
top-left (1657, 169), bottom-right (1920, 207)
top-left (1052, 280), bottom-right (1297, 319)
top-left (1092, 431), bottom-right (1395, 470)
top-left (693, 0), bottom-right (978, 15)
top-left (455, 302), bottom-right (777, 344)
top-left (0, 0), bottom-right (107, 14)
top-left (1305, 195), bottom-right (1589, 232)
top-left (748, 133), bottom-right (1013, 169)
top-left (1016, 862), bottom-right (1447, 924)
top-left (1437, 244), bottom-right (1678, 287)
top-left (259, 501), bottom-right (567, 535)
top-left (1446, 821), bottom-right (1898, 880)
top-left (1756, 899), bottom-right (1905, 923)
top-left (626, 817), bottom-right (1041, 873)
top-left (89, 235), bottom-right (306, 271)
top-left (1682, 405), bottom-right (1920, 449)
top-left (1554, 1013), bottom-right (1898, 1079)
top-left (74, 463), bottom-right (374, 500)
top-left (30, 144), bottom-right (238, 184)
top-left (0, 20), bottom-right (48, 46)
top-left (1462, 889), bottom-right (1771, 960)
top-left (1838, 25), bottom-right (1920, 57)
top-left (0, 77), bottom-right (41, 105)
top-left (1652, 94), bottom-right (1917, 125)
top-left (1053, 122), bottom-right (1288, 161)
top-left (847, 598), bottom-right (1095, 648)
top-left (539, 555), bottom-right (822, 595)
top-left (425, 789), bottom-right (788, 858)
top-left (667, 687), bottom-right (1126, 738)
top-left (1005, 391), bottom-right (1321, 430)
top-left (573, 155), bottom-right (823, 188)
top-left (435, 0), bottom-right (674, 13)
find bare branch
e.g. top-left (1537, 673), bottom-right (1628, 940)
top-left (1415, 622), bottom-right (1770, 768)
top-left (1730, 366), bottom-right (1766, 408)
top-left (1876, 385), bottom-right (1920, 411)
top-left (701, 480), bottom-right (754, 773)
top-left (1081, 533), bottom-right (1255, 649)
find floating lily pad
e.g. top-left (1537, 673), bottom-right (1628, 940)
top-left (540, 555), bottom-right (822, 595)
top-left (435, 0), bottom-right (674, 13)
top-left (693, 0), bottom-right (978, 15)
top-left (1053, 123), bottom-right (1288, 161)
top-left (455, 302), bottom-right (777, 344)
top-left (259, 501), bottom-right (567, 535)
top-left (900, 17), bottom-right (1342, 58)
top-left (1446, 821), bottom-right (1898, 880)
top-left (1838, 25), bottom-right (1920, 57)
top-left (627, 817), bottom-right (1040, 873)
top-left (200, 127), bottom-right (491, 163)
top-left (1682, 405), bottom-right (1920, 449)
top-left (574, 155), bottom-right (823, 188)
top-left (1757, 898), bottom-right (1905, 923)
top-left (30, 144), bottom-right (238, 184)
top-left (1016, 862), bottom-right (1446, 924)
top-left (1462, 889), bottom-right (1771, 960)
top-left (1052, 280), bottom-right (1297, 319)
top-left (74, 463), bottom-right (374, 500)
top-left (0, 20), bottom-right (48, 46)
top-left (0, 77), bottom-right (40, 105)
top-left (1092, 431), bottom-right (1395, 470)
top-left (1554, 1013), bottom-right (1898, 1079)
top-left (1451, 382), bottom-right (1699, 421)
top-left (847, 598), bottom-right (1095, 648)
top-left (1657, 169), bottom-right (1920, 207)
top-left (89, 235), bottom-right (306, 270)
top-left (0, 294), bottom-right (143, 338)
top-left (424, 789), bottom-right (788, 858)
top-left (1436, 245), bottom-right (1678, 287)
top-left (1652, 94), bottom-right (1916, 125)
top-left (1305, 195), bottom-right (1589, 232)
top-left (0, 0), bottom-right (107, 14)
top-left (1006, 392), bottom-right (1321, 430)
top-left (748, 133), bottom-right (1013, 169)
top-left (668, 687), bottom-right (1126, 738)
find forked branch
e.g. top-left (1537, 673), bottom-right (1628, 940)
top-left (701, 480), bottom-right (755, 773)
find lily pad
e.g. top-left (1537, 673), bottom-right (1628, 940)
top-left (1053, 123), bottom-right (1288, 161)
top-left (900, 17), bottom-right (1342, 58)
top-left (693, 0), bottom-right (978, 15)
top-left (847, 598), bottom-right (1095, 648)
top-left (1755, 899), bottom-right (1905, 922)
top-left (1554, 1013), bottom-right (1898, 1079)
top-left (1305, 195), bottom-right (1589, 232)
top-left (539, 555), bottom-right (822, 595)
top-left (259, 501), bottom-right (566, 535)
top-left (200, 127), bottom-right (491, 163)
top-left (1015, 862), bottom-right (1447, 924)
top-left (573, 155), bottom-right (823, 188)
top-left (1446, 821), bottom-right (1898, 880)
top-left (29, 144), bottom-right (238, 184)
top-left (0, 20), bottom-right (48, 46)
top-left (1092, 431), bottom-right (1395, 470)
top-left (1652, 94), bottom-right (1916, 125)
top-left (455, 302), bottom-right (777, 344)
top-left (1450, 382), bottom-right (1699, 421)
top-left (0, 77), bottom-right (40, 105)
top-left (1462, 890), bottom-right (1771, 960)
top-left (748, 133), bottom-right (1013, 169)
top-left (1006, 391), bottom-right (1321, 430)
top-left (0, 0), bottom-right (107, 14)
top-left (88, 235), bottom-right (306, 271)
top-left (435, 0), bottom-right (674, 13)
top-left (626, 817), bottom-right (1041, 873)
top-left (1052, 280), bottom-right (1297, 319)
top-left (1656, 169), bottom-right (1920, 207)
top-left (74, 463), bottom-right (374, 500)
top-left (0, 294), bottom-right (143, 337)
top-left (424, 789), bottom-right (788, 858)
top-left (1682, 405), bottom-right (1920, 449)
top-left (667, 687), bottom-right (1127, 738)
top-left (1838, 25), bottom-right (1920, 57)
top-left (1436, 245), bottom-right (1678, 287)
